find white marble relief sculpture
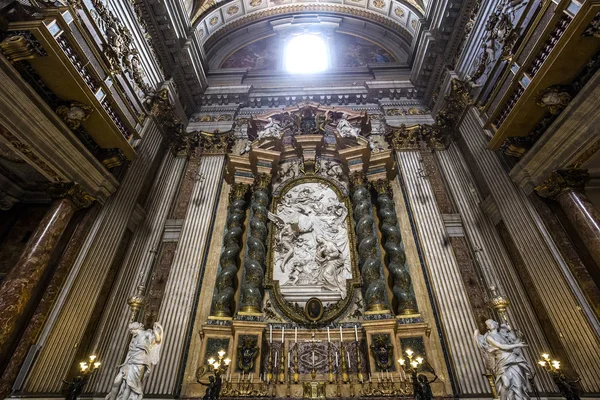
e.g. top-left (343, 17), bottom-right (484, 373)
top-left (269, 182), bottom-right (351, 304)
top-left (474, 319), bottom-right (532, 400)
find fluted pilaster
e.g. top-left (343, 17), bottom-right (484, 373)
top-left (211, 183), bottom-right (250, 317)
top-left (239, 173), bottom-right (272, 314)
top-left (397, 150), bottom-right (488, 394)
top-left (350, 172), bottom-right (388, 313)
top-left (372, 179), bottom-right (418, 315)
top-left (24, 121), bottom-right (164, 393)
top-left (147, 155), bottom-right (225, 395)
top-left (87, 150), bottom-right (187, 393)
top-left (460, 108), bottom-right (600, 392)
top-left (436, 144), bottom-right (555, 391)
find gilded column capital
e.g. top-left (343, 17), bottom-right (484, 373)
top-left (253, 173), bottom-right (272, 190)
top-left (349, 171), bottom-right (366, 188)
top-left (46, 183), bottom-right (95, 209)
top-left (371, 179), bottom-right (392, 197)
top-left (229, 183), bottom-right (250, 203)
top-left (193, 130), bottom-right (235, 155)
top-left (385, 124), bottom-right (447, 151)
top-left (535, 169), bottom-right (589, 199)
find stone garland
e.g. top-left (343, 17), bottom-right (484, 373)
top-left (211, 183), bottom-right (249, 317)
top-left (239, 174), bottom-right (271, 314)
top-left (372, 180), bottom-right (418, 315)
top-left (350, 172), bottom-right (388, 312)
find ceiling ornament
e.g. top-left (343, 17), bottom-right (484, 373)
top-left (89, 0), bottom-right (153, 96)
top-left (468, 0), bottom-right (527, 83)
top-left (202, 4), bottom-right (412, 50)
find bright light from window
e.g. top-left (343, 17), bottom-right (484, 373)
top-left (285, 34), bottom-right (328, 74)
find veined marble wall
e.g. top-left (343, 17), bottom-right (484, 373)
top-left (458, 108), bottom-right (600, 392)
top-left (24, 120), bottom-right (165, 393)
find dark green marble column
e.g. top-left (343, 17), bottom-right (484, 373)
top-left (350, 172), bottom-right (388, 313)
top-left (372, 179), bottom-right (418, 315)
top-left (211, 183), bottom-right (249, 317)
top-left (239, 173), bottom-right (271, 314)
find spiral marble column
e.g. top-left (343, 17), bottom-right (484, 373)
top-left (239, 173), bottom-right (271, 314)
top-left (211, 183), bottom-right (250, 317)
top-left (350, 172), bottom-right (388, 312)
top-left (372, 179), bottom-right (418, 315)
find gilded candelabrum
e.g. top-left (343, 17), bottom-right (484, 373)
top-left (279, 347), bottom-right (286, 383)
top-left (328, 342), bottom-right (334, 383)
top-left (539, 353), bottom-right (581, 400)
top-left (356, 342), bottom-right (364, 383)
top-left (207, 350), bottom-right (231, 378)
top-left (340, 343), bottom-right (348, 383)
top-left (267, 346), bottom-right (273, 383)
top-left (64, 355), bottom-right (101, 400)
top-left (293, 343), bottom-right (299, 383)
top-left (489, 285), bottom-right (510, 323)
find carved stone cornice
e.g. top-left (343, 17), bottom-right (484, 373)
top-left (46, 182), bottom-right (95, 209)
top-left (535, 169), bottom-right (590, 199)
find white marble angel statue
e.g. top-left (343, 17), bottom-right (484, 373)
top-left (336, 113), bottom-right (360, 138)
top-left (474, 319), bottom-right (531, 400)
top-left (106, 322), bottom-right (164, 400)
top-left (257, 117), bottom-right (283, 140)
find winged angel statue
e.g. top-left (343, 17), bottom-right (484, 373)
top-left (106, 322), bottom-right (164, 400)
top-left (474, 319), bottom-right (532, 400)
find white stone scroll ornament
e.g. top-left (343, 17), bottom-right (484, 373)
top-left (474, 319), bottom-right (532, 400)
top-left (106, 322), bottom-right (163, 400)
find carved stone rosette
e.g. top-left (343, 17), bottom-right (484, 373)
top-left (239, 173), bottom-right (272, 313)
top-left (350, 172), bottom-right (388, 312)
top-left (211, 183), bottom-right (249, 317)
top-left (372, 180), bottom-right (418, 315)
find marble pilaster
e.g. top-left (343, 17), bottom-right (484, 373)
top-left (24, 121), bottom-right (164, 394)
top-left (0, 188), bottom-right (92, 370)
top-left (396, 150), bottom-right (488, 394)
top-left (460, 108), bottom-right (600, 392)
top-left (86, 150), bottom-right (187, 393)
top-left (535, 169), bottom-right (600, 269)
top-left (147, 155), bottom-right (225, 395)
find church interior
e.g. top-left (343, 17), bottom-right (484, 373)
top-left (0, 0), bottom-right (599, 399)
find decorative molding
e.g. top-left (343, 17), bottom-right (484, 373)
top-left (535, 169), bottom-right (590, 200)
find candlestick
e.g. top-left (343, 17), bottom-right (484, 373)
top-left (295, 327), bottom-right (297, 343)
top-left (335, 352), bottom-right (338, 367)
top-left (340, 326), bottom-right (343, 342)
top-left (288, 356), bottom-right (291, 368)
top-left (270, 326), bottom-right (272, 343)
top-left (327, 327), bottom-right (331, 342)
top-left (354, 325), bottom-right (358, 341)
top-left (282, 327), bottom-right (285, 343)
top-left (347, 352), bottom-right (351, 372)
top-left (312, 351), bottom-right (315, 365)
top-left (275, 351), bottom-right (278, 369)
